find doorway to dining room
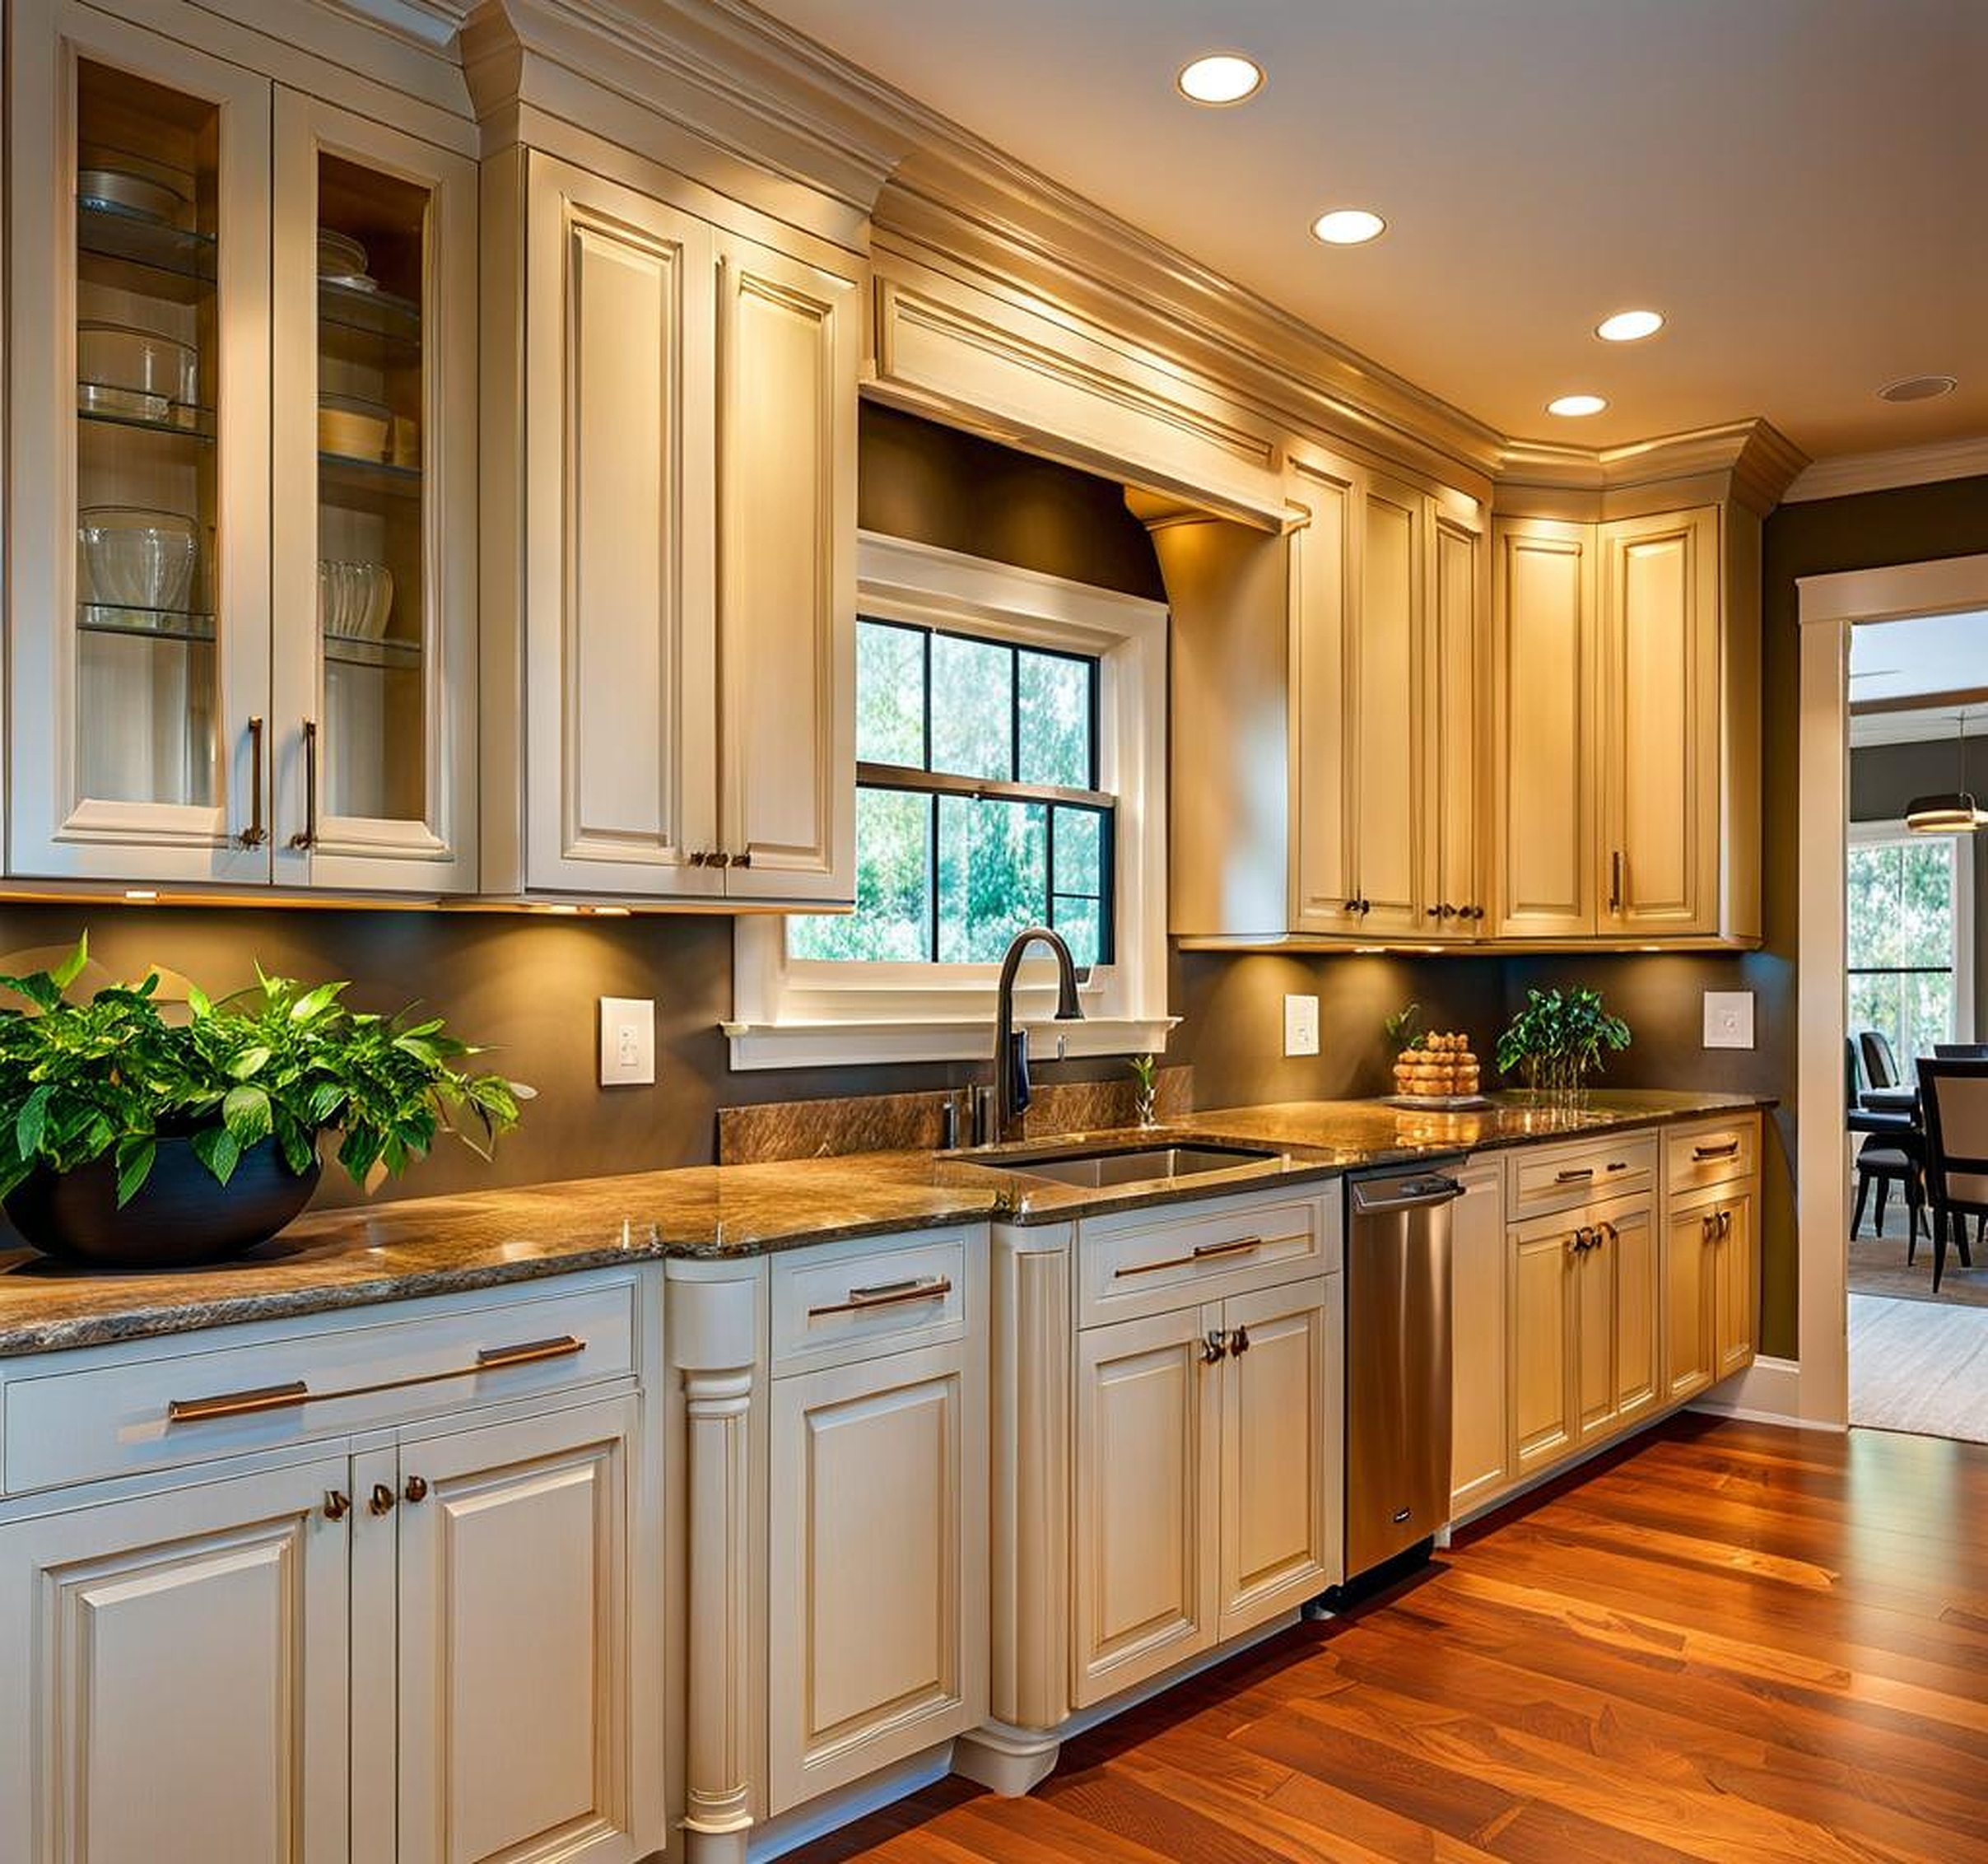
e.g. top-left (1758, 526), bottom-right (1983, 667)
top-left (1845, 608), bottom-right (1988, 1442)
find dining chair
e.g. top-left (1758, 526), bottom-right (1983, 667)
top-left (1849, 1037), bottom-right (1925, 1251)
top-left (1861, 1029), bottom-right (1905, 1091)
top-left (1915, 1058), bottom-right (1988, 1293)
top-left (1935, 1043), bottom-right (1988, 1060)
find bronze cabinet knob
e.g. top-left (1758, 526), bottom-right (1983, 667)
top-left (1229, 1324), bottom-right (1250, 1355)
top-left (1200, 1330), bottom-right (1227, 1365)
top-left (404, 1475), bottom-right (430, 1504)
top-left (324, 1489), bottom-right (351, 1521)
top-left (369, 1482), bottom-right (398, 1517)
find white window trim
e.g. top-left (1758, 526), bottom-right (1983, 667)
top-left (727, 531), bottom-right (1174, 1070)
top-left (1847, 816), bottom-right (1976, 1039)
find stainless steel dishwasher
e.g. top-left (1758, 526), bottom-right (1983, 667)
top-left (1343, 1163), bottom-right (1464, 1581)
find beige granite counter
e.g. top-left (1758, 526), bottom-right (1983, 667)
top-left (0, 1089), bottom-right (1770, 1357)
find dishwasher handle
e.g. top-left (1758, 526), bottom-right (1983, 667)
top-left (1349, 1172), bottom-right (1464, 1217)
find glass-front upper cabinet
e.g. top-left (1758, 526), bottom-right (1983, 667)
top-left (8, 3), bottom-right (272, 882)
top-left (7, 2), bottom-right (477, 894)
top-left (269, 95), bottom-right (477, 893)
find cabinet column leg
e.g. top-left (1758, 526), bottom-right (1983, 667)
top-left (953, 1721), bottom-right (1062, 1797)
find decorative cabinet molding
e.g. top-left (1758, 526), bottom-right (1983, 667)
top-left (481, 148), bottom-right (857, 906)
top-left (1447, 1160), bottom-right (1512, 1514)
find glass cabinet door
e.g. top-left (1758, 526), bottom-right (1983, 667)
top-left (270, 93), bottom-right (477, 894)
top-left (7, 2), bottom-right (272, 881)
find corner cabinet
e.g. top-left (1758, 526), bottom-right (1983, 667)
top-left (481, 148), bottom-right (857, 906)
top-left (7, 0), bottom-right (478, 892)
top-left (1490, 502), bottom-right (1760, 944)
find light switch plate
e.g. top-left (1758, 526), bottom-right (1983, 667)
top-left (1283, 994), bottom-right (1320, 1058)
top-left (598, 996), bottom-right (656, 1086)
top-left (1702, 990), bottom-right (1755, 1051)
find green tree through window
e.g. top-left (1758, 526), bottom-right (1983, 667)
top-left (790, 619), bottom-right (1114, 967)
top-left (1847, 832), bottom-right (1963, 1068)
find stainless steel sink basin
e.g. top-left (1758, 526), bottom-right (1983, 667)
top-left (964, 1143), bottom-right (1284, 1189)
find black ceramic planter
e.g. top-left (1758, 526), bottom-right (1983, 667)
top-left (4, 1135), bottom-right (323, 1269)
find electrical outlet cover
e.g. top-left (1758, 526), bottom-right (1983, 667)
top-left (598, 996), bottom-right (656, 1086)
top-left (1283, 994), bottom-right (1320, 1058)
top-left (1702, 991), bottom-right (1755, 1051)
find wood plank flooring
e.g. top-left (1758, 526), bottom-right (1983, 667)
top-left (787, 1417), bottom-right (1988, 1864)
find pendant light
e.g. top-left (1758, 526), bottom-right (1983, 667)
top-left (1906, 710), bottom-right (1988, 833)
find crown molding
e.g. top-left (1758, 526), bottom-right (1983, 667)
top-left (1783, 434), bottom-right (1988, 504)
top-left (1497, 418), bottom-right (1807, 517)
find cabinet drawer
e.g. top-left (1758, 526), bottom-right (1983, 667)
top-left (1508, 1133), bottom-right (1657, 1220)
top-left (2, 1275), bottom-right (638, 1496)
top-left (1078, 1189), bottom-right (1335, 1328)
top-left (771, 1228), bottom-right (973, 1376)
top-left (1665, 1115), bottom-right (1758, 1195)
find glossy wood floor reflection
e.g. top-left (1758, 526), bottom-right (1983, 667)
top-left (789, 1417), bottom-right (1988, 1864)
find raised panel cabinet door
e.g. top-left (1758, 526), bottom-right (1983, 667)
top-left (8, 0), bottom-right (274, 883)
top-left (521, 154), bottom-right (721, 897)
top-left (269, 89), bottom-right (478, 893)
top-left (1072, 1304), bottom-right (1221, 1708)
top-left (395, 1394), bottom-right (653, 1864)
top-left (713, 231), bottom-right (858, 902)
top-left (1425, 510), bottom-right (1485, 936)
top-left (1490, 520), bottom-right (1595, 939)
top-left (1217, 1275), bottom-right (1339, 1635)
top-left (1609, 1200), bottom-right (1661, 1427)
top-left (0, 1455), bottom-right (352, 1864)
top-left (1664, 1194), bottom-right (1718, 1404)
top-left (1449, 1162), bottom-right (1512, 1512)
top-left (1572, 1216), bottom-right (1618, 1447)
top-left (1287, 450), bottom-right (1361, 934)
top-left (1715, 1187), bottom-right (1759, 1380)
top-left (1510, 1219), bottom-right (1576, 1477)
top-left (768, 1340), bottom-right (988, 1813)
top-left (1352, 473), bottom-right (1426, 935)
top-left (1598, 507), bottom-right (1720, 934)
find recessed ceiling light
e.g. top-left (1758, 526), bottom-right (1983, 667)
top-left (1596, 309), bottom-right (1664, 343)
top-left (1176, 53), bottom-right (1263, 105)
top-left (1547, 393), bottom-right (1608, 417)
top-left (1310, 207), bottom-right (1386, 246)
top-left (1879, 374), bottom-right (1958, 403)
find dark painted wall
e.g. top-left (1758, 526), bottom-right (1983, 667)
top-left (1851, 735), bottom-right (1988, 1043)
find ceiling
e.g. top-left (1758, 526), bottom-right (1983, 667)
top-left (1849, 609), bottom-right (1988, 746)
top-left (757, 0), bottom-right (1988, 461)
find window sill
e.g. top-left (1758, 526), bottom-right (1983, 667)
top-left (721, 1014), bottom-right (1180, 1073)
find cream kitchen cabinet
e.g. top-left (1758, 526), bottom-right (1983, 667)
top-left (1448, 1158), bottom-right (1513, 1513)
top-left (7, 0), bottom-right (479, 892)
top-left (481, 147), bottom-right (857, 906)
top-left (0, 1272), bottom-right (662, 1864)
top-left (1073, 1273), bottom-right (1338, 1708)
top-left (1157, 445), bottom-right (1486, 943)
top-left (1489, 501), bottom-right (1760, 945)
top-left (1665, 1177), bottom-right (1759, 1404)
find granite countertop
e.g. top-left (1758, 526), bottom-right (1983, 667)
top-left (0, 1090), bottom-right (1772, 1358)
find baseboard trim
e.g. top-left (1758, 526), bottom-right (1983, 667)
top-left (748, 1744), bottom-right (956, 1862)
top-left (1688, 1355), bottom-right (1821, 1428)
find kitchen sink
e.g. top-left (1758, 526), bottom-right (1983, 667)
top-left (962, 1143), bottom-right (1284, 1189)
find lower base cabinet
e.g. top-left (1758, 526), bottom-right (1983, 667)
top-left (1665, 1178), bottom-right (1758, 1403)
top-left (767, 1338), bottom-right (987, 1813)
top-left (1073, 1274), bottom-right (1338, 1709)
top-left (1449, 1160), bottom-right (1514, 1512)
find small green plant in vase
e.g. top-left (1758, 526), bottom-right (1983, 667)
top-left (0, 935), bottom-right (528, 1269)
top-left (1127, 1053), bottom-right (1160, 1128)
top-left (1495, 986), bottom-right (1631, 1110)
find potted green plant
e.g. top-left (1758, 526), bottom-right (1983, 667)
top-left (0, 938), bottom-right (527, 1269)
top-left (1495, 986), bottom-right (1630, 1109)
top-left (1127, 1053), bottom-right (1160, 1128)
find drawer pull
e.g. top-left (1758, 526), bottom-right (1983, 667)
top-left (1115, 1234), bottom-right (1266, 1279)
top-left (808, 1276), bottom-right (952, 1321)
top-left (1606, 1161), bottom-right (1629, 1173)
top-left (167, 1334), bottom-right (588, 1424)
top-left (1693, 1139), bottom-right (1742, 1161)
top-left (1554, 1167), bottom-right (1594, 1184)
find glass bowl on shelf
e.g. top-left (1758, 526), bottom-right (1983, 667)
top-left (318, 560), bottom-right (394, 641)
top-left (77, 507), bottom-right (200, 624)
top-left (77, 151), bottom-right (190, 227)
top-left (316, 226), bottom-right (372, 289)
top-left (77, 320), bottom-right (198, 426)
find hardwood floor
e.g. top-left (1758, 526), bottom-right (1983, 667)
top-left (788, 1417), bottom-right (1988, 1863)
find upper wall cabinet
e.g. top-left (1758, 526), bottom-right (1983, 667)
top-left (7, 0), bottom-right (478, 893)
top-left (1157, 443), bottom-right (1485, 944)
top-left (480, 150), bottom-right (857, 905)
top-left (1490, 503), bottom-right (1759, 944)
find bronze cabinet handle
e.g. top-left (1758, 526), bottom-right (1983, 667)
top-left (1115, 1234), bottom-right (1267, 1278)
top-left (1718, 1209), bottom-right (1733, 1239)
top-left (239, 715), bottom-right (268, 848)
top-left (1555, 1167), bottom-right (1595, 1184)
top-left (1693, 1139), bottom-right (1742, 1161)
top-left (1200, 1330), bottom-right (1227, 1365)
top-left (368, 1482), bottom-right (397, 1517)
top-left (1567, 1225), bottom-right (1593, 1255)
top-left (404, 1475), bottom-right (429, 1504)
top-left (1702, 1213), bottom-right (1716, 1242)
top-left (807, 1275), bottom-right (952, 1320)
top-left (731, 850), bottom-right (752, 869)
top-left (288, 718), bottom-right (319, 850)
top-left (1609, 850), bottom-right (1625, 914)
top-left (1229, 1323), bottom-right (1250, 1355)
top-left (324, 1489), bottom-right (350, 1522)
